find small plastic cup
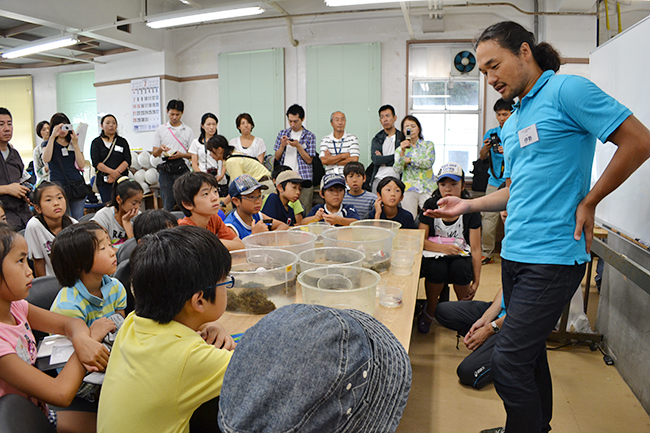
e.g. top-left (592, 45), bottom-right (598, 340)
top-left (391, 250), bottom-right (414, 276)
top-left (379, 287), bottom-right (403, 308)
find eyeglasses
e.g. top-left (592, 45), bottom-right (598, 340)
top-left (211, 275), bottom-right (235, 289)
top-left (241, 195), bottom-right (263, 202)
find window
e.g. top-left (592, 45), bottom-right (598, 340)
top-left (409, 44), bottom-right (482, 176)
top-left (0, 76), bottom-right (35, 162)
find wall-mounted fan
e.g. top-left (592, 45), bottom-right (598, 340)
top-left (453, 50), bottom-right (476, 74)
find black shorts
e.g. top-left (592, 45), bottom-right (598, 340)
top-left (420, 256), bottom-right (473, 285)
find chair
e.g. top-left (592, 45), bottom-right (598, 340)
top-left (0, 394), bottom-right (56, 433)
top-left (116, 237), bottom-right (136, 264)
top-left (113, 259), bottom-right (134, 316)
top-left (77, 213), bottom-right (95, 223)
top-left (25, 276), bottom-right (62, 343)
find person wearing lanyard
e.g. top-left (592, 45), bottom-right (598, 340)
top-left (425, 21), bottom-right (650, 433)
top-left (319, 111), bottom-right (360, 176)
top-left (152, 100), bottom-right (194, 211)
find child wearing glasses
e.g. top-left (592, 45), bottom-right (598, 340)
top-left (97, 225), bottom-right (236, 433)
top-left (224, 174), bottom-right (288, 239)
top-left (174, 172), bottom-right (244, 251)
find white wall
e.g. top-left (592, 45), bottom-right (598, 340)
top-left (1, 8), bottom-right (598, 155)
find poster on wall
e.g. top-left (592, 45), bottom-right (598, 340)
top-left (131, 77), bottom-right (161, 132)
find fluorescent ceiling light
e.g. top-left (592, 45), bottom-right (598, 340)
top-left (146, 6), bottom-right (264, 29)
top-left (325, 0), bottom-right (408, 6)
top-left (1, 36), bottom-right (79, 59)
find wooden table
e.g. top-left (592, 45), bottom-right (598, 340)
top-left (220, 229), bottom-right (425, 351)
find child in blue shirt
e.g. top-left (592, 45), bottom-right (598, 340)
top-left (369, 176), bottom-right (416, 229)
top-left (262, 170), bottom-right (311, 227)
top-left (342, 162), bottom-right (376, 219)
top-left (224, 174), bottom-right (288, 239)
top-left (303, 173), bottom-right (360, 226)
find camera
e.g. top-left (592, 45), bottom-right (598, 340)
top-left (61, 124), bottom-right (74, 132)
top-left (489, 133), bottom-right (502, 153)
top-left (405, 128), bottom-right (411, 140)
top-left (206, 168), bottom-right (218, 176)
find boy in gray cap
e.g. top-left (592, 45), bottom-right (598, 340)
top-left (218, 303), bottom-right (412, 433)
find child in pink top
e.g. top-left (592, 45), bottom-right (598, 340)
top-left (0, 225), bottom-right (111, 431)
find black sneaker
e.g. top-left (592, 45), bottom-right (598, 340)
top-left (480, 428), bottom-right (505, 433)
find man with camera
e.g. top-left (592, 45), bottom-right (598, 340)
top-left (0, 107), bottom-right (33, 230)
top-left (478, 98), bottom-right (513, 265)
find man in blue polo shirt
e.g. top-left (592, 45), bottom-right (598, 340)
top-left (425, 21), bottom-right (650, 433)
top-left (479, 98), bottom-right (513, 264)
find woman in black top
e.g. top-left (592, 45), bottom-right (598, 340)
top-left (42, 112), bottom-right (87, 220)
top-left (91, 114), bottom-right (132, 204)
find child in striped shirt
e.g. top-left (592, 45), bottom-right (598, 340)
top-left (50, 221), bottom-right (126, 324)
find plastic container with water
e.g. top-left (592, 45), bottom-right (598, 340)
top-left (298, 265), bottom-right (381, 316)
top-left (297, 247), bottom-right (365, 273)
top-left (321, 226), bottom-right (395, 273)
top-left (227, 249), bottom-right (298, 315)
top-left (242, 231), bottom-right (317, 256)
top-left (288, 222), bottom-right (332, 248)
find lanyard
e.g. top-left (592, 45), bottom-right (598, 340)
top-left (332, 137), bottom-right (343, 155)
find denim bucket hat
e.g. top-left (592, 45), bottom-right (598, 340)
top-left (218, 304), bottom-right (412, 433)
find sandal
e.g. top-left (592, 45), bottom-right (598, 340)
top-left (417, 302), bottom-right (435, 334)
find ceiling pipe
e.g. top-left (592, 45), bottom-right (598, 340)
top-left (400, 2), bottom-right (415, 38)
top-left (266, 1), bottom-right (298, 46)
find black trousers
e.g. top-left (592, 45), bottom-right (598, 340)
top-left (434, 300), bottom-right (497, 389)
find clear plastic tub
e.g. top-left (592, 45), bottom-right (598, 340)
top-left (288, 222), bottom-right (332, 248)
top-left (298, 265), bottom-right (381, 316)
top-left (227, 249), bottom-right (298, 315)
top-left (297, 247), bottom-right (366, 273)
top-left (322, 226), bottom-right (396, 273)
top-left (394, 234), bottom-right (422, 254)
top-left (391, 250), bottom-right (415, 276)
top-left (242, 231), bottom-right (317, 256)
top-left (350, 219), bottom-right (401, 239)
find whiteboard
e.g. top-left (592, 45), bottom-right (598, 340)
top-left (590, 15), bottom-right (650, 246)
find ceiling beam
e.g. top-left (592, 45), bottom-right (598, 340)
top-left (0, 23), bottom-right (41, 38)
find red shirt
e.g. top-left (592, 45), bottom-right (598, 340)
top-left (177, 214), bottom-right (237, 240)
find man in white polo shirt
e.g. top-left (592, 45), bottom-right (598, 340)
top-left (319, 111), bottom-right (359, 176)
top-left (152, 99), bottom-right (194, 211)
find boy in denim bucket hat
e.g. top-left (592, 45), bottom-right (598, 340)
top-left (218, 304), bottom-right (412, 433)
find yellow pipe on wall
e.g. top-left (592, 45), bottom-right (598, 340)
top-left (604, 0), bottom-right (610, 30)
top-left (617, 1), bottom-right (622, 33)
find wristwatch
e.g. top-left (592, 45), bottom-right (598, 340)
top-left (491, 321), bottom-right (500, 334)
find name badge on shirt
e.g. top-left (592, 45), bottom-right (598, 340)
top-left (518, 124), bottom-right (539, 148)
top-left (115, 145), bottom-right (124, 153)
top-left (61, 147), bottom-right (69, 157)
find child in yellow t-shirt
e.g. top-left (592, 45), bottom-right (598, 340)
top-left (97, 225), bottom-right (236, 433)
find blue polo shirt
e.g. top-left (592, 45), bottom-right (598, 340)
top-left (483, 126), bottom-right (506, 188)
top-left (501, 70), bottom-right (631, 265)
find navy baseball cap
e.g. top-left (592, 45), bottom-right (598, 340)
top-left (320, 173), bottom-right (346, 191)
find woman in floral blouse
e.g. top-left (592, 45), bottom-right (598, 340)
top-left (393, 115), bottom-right (436, 218)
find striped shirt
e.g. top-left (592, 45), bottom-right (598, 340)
top-left (319, 132), bottom-right (360, 175)
top-left (50, 275), bottom-right (127, 325)
top-left (343, 190), bottom-right (376, 219)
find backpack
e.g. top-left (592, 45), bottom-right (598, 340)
top-left (312, 154), bottom-right (325, 186)
top-left (470, 158), bottom-right (490, 192)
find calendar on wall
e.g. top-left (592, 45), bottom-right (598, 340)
top-left (131, 77), bottom-right (161, 132)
